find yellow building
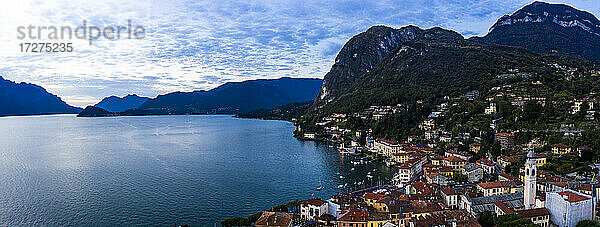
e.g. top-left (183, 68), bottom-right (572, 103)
top-left (477, 181), bottom-right (520, 196)
top-left (364, 193), bottom-right (384, 208)
top-left (551, 144), bottom-right (571, 155)
top-left (469, 143), bottom-right (481, 153)
top-left (442, 156), bottom-right (466, 170)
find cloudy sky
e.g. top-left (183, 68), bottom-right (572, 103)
top-left (0, 0), bottom-right (598, 107)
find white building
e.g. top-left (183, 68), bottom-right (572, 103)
top-left (300, 199), bottom-right (328, 220)
top-left (546, 190), bottom-right (593, 227)
top-left (441, 188), bottom-right (460, 209)
top-left (485, 103), bottom-right (497, 115)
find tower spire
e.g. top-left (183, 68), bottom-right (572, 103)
top-left (524, 148), bottom-right (537, 209)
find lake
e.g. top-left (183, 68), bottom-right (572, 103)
top-left (0, 115), bottom-right (394, 226)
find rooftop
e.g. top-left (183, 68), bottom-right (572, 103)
top-left (516, 208), bottom-right (550, 218)
top-left (254, 212), bottom-right (293, 226)
top-left (302, 198), bottom-right (327, 206)
top-left (557, 190), bottom-right (591, 203)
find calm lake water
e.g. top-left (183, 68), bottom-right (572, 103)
top-left (0, 115), bottom-right (394, 226)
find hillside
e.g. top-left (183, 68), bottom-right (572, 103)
top-left (122, 77), bottom-right (322, 115)
top-left (0, 76), bottom-right (81, 116)
top-left (319, 27), bottom-right (549, 114)
top-left (313, 25), bottom-right (424, 108)
top-left (94, 94), bottom-right (150, 112)
top-left (473, 1), bottom-right (600, 62)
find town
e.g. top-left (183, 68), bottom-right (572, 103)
top-left (223, 66), bottom-right (600, 227)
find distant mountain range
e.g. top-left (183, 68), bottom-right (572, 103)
top-left (94, 94), bottom-right (151, 112)
top-left (0, 76), bottom-right (81, 116)
top-left (79, 77), bottom-right (323, 117)
top-left (473, 1), bottom-right (600, 62)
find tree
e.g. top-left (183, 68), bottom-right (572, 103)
top-left (577, 220), bottom-right (600, 227)
top-left (495, 214), bottom-right (537, 227)
top-left (478, 211), bottom-right (495, 227)
top-left (453, 172), bottom-right (469, 183)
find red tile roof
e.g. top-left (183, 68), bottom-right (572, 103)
top-left (496, 133), bottom-right (515, 137)
top-left (516, 208), bottom-right (550, 218)
top-left (302, 198), bottom-right (327, 206)
top-left (476, 159), bottom-right (495, 166)
top-left (444, 155), bottom-right (465, 162)
top-left (338, 208), bottom-right (368, 222)
top-left (558, 191), bottom-right (591, 203)
top-left (376, 138), bottom-right (399, 145)
top-left (364, 193), bottom-right (384, 201)
top-left (494, 201), bottom-right (516, 214)
top-left (478, 181), bottom-right (503, 189)
top-left (441, 188), bottom-right (459, 196)
top-left (254, 212), bottom-right (293, 226)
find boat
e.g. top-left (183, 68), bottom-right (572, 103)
top-left (316, 186), bottom-right (323, 191)
top-left (351, 167), bottom-right (355, 171)
top-left (339, 175), bottom-right (344, 179)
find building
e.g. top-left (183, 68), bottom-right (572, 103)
top-left (374, 139), bottom-right (401, 156)
top-left (551, 144), bottom-right (572, 156)
top-left (545, 190), bottom-right (593, 227)
top-left (485, 103), bottom-right (497, 115)
top-left (494, 202), bottom-right (550, 227)
top-left (439, 135), bottom-right (452, 143)
top-left (443, 156), bottom-right (467, 170)
top-left (496, 133), bottom-right (516, 150)
top-left (337, 208), bottom-right (368, 227)
top-left (476, 159), bottom-right (496, 174)
top-left (394, 155), bottom-right (427, 185)
top-left (469, 143), bottom-right (481, 153)
top-left (426, 173), bottom-right (448, 186)
top-left (461, 192), bottom-right (524, 218)
top-left (441, 188), bottom-right (460, 209)
top-left (462, 163), bottom-right (484, 183)
top-left (477, 181), bottom-right (521, 197)
top-left (499, 156), bottom-right (519, 169)
top-left (524, 150), bottom-right (537, 209)
top-left (304, 133), bottom-right (316, 139)
top-left (531, 153), bottom-right (546, 167)
top-left (300, 198), bottom-right (328, 220)
top-left (254, 212), bottom-right (293, 227)
top-left (445, 149), bottom-right (472, 161)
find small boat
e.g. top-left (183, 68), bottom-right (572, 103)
top-left (339, 175), bottom-right (345, 179)
top-left (316, 186), bottom-right (323, 191)
top-left (367, 174), bottom-right (373, 178)
top-left (351, 168), bottom-right (355, 171)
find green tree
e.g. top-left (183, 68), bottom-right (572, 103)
top-left (495, 214), bottom-right (537, 227)
top-left (453, 172), bottom-right (469, 183)
top-left (478, 211), bottom-right (495, 227)
top-left (577, 220), bottom-right (600, 227)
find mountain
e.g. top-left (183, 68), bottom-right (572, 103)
top-left (77, 106), bottom-right (116, 117)
top-left (473, 1), bottom-right (600, 62)
top-left (0, 76), bottom-right (81, 116)
top-left (94, 94), bottom-right (150, 112)
top-left (123, 77), bottom-right (323, 115)
top-left (314, 25), bottom-right (424, 108)
top-left (319, 27), bottom-right (551, 114)
top-left (235, 100), bottom-right (313, 121)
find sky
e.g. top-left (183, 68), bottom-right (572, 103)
top-left (0, 0), bottom-right (599, 107)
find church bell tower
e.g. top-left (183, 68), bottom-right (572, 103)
top-left (524, 149), bottom-right (537, 209)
